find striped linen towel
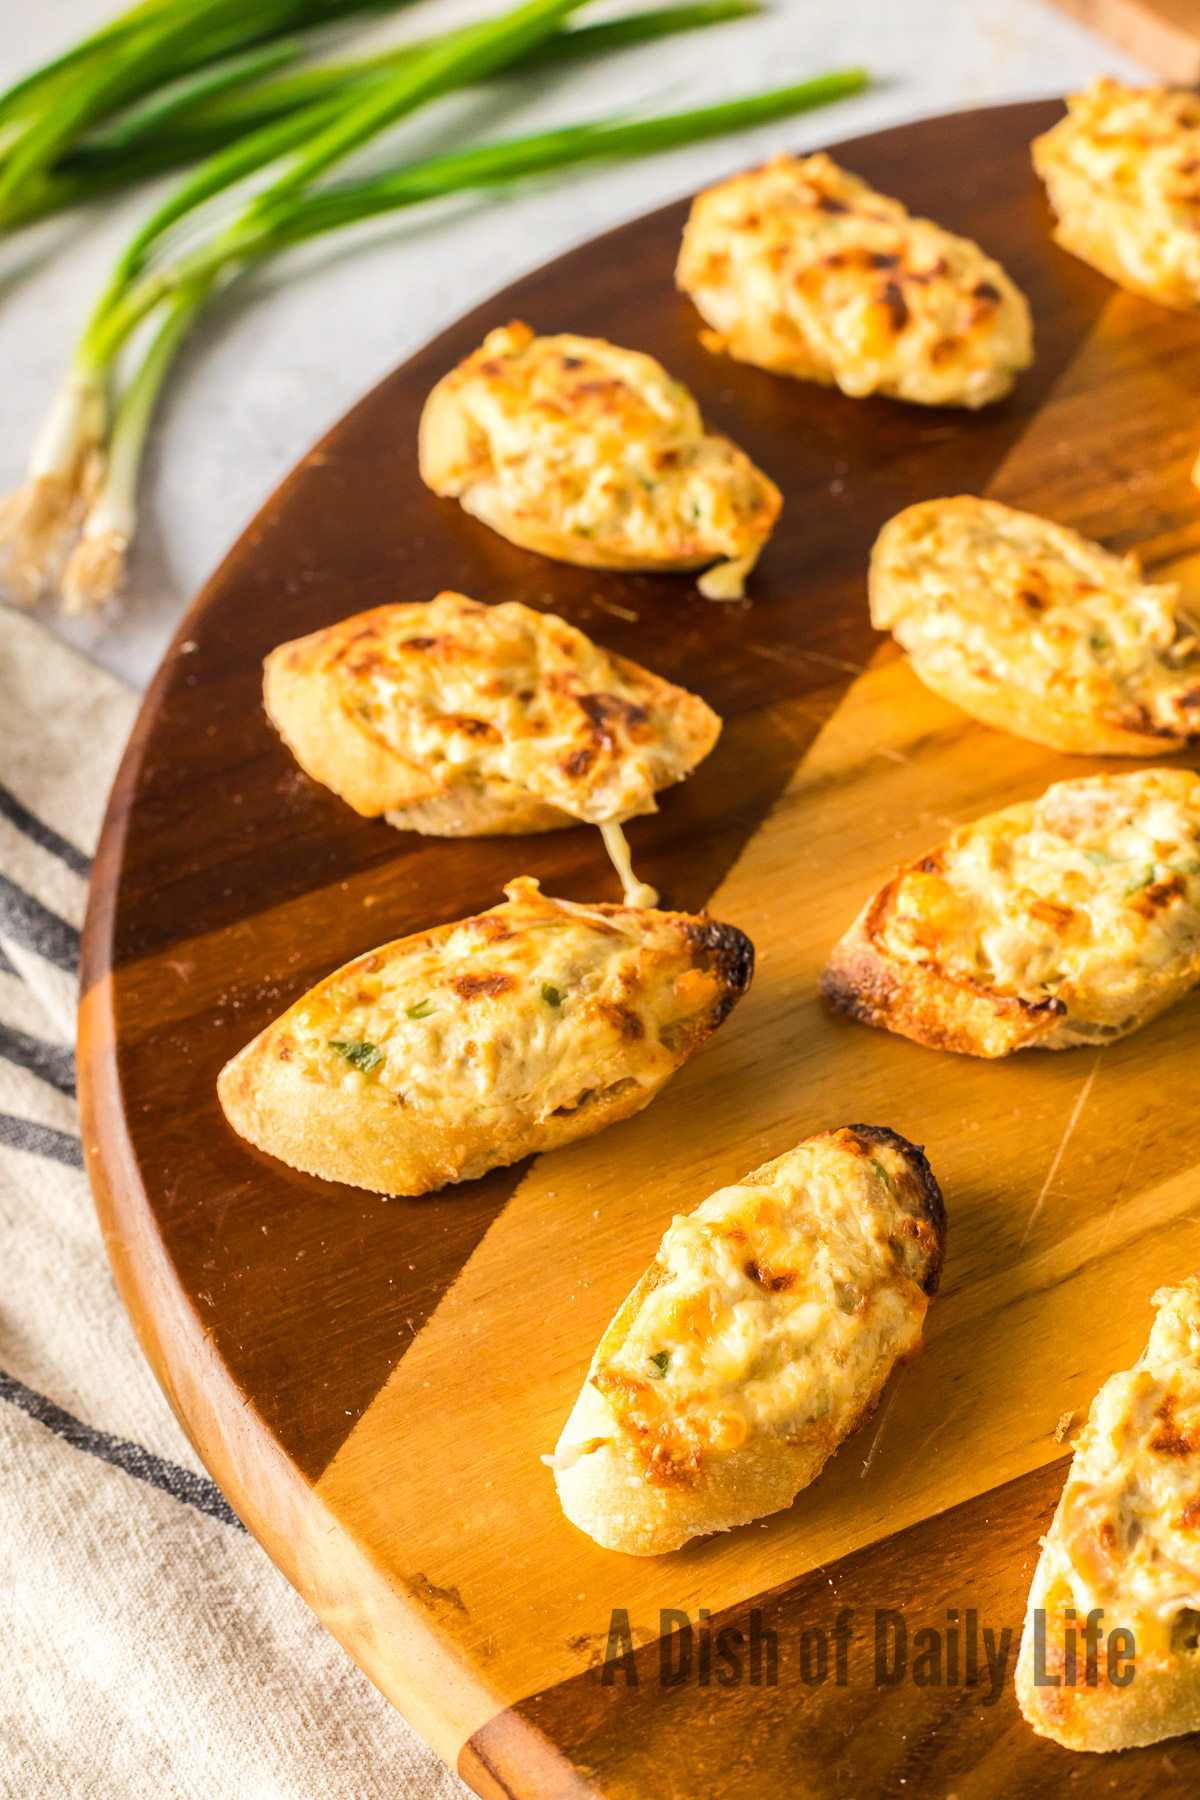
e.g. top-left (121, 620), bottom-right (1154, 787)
top-left (0, 604), bottom-right (467, 1800)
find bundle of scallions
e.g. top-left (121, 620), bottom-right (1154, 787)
top-left (0, 0), bottom-right (865, 612)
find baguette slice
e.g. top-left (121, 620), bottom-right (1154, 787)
top-left (871, 497), bottom-right (1200, 755)
top-left (217, 877), bottom-right (752, 1196)
top-left (1033, 79), bottom-right (1200, 313)
top-left (418, 322), bottom-right (780, 600)
top-left (550, 1126), bottom-right (945, 1555)
top-left (1016, 1277), bottom-right (1200, 1752)
top-left (821, 769), bottom-right (1200, 1058)
top-left (264, 592), bottom-right (721, 834)
top-left (676, 152), bottom-right (1032, 409)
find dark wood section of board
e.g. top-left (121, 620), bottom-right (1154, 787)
top-left (81, 98), bottom-right (1116, 1488)
top-left (464, 1453), bottom-right (1200, 1800)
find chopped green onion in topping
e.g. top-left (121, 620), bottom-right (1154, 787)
top-left (647, 1350), bottom-right (670, 1377)
top-left (406, 999), bottom-right (437, 1020)
top-left (1084, 849), bottom-right (1120, 868)
top-left (1124, 865), bottom-right (1160, 896)
top-left (329, 1038), bottom-right (383, 1072)
top-left (540, 982), bottom-right (565, 1007)
top-left (1176, 858), bottom-right (1200, 877)
top-left (870, 1158), bottom-right (895, 1192)
top-left (1089, 635), bottom-right (1109, 653)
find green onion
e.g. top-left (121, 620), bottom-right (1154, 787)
top-left (405, 999), bottom-right (436, 1021)
top-left (1124, 865), bottom-right (1160, 896)
top-left (540, 982), bottom-right (565, 1007)
top-left (328, 1037), bottom-right (384, 1070)
top-left (647, 1350), bottom-right (670, 1377)
top-left (870, 1158), bottom-right (894, 1192)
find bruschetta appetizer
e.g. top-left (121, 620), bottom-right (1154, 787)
top-left (821, 769), bottom-right (1200, 1058)
top-left (549, 1126), bottom-right (945, 1555)
top-left (675, 152), bottom-right (1032, 408)
top-left (1033, 79), bottom-right (1200, 312)
top-left (1016, 1277), bottom-right (1200, 1751)
top-left (870, 497), bottom-right (1200, 755)
top-left (418, 322), bottom-right (781, 600)
top-left (265, 591), bottom-right (720, 848)
top-left (217, 877), bottom-right (753, 1196)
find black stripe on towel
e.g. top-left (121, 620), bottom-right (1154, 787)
top-left (0, 1368), bottom-right (245, 1530)
top-left (0, 1022), bottom-right (76, 1096)
top-left (0, 783), bottom-right (92, 879)
top-left (0, 1112), bottom-right (83, 1167)
top-left (0, 875), bottom-right (81, 973)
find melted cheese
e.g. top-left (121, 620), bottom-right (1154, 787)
top-left (1036, 1279), bottom-right (1200, 1659)
top-left (677, 153), bottom-right (1033, 408)
top-left (589, 1130), bottom-right (933, 1459)
top-left (1034, 79), bottom-right (1200, 309)
top-left (877, 770), bottom-right (1200, 1014)
top-left (280, 876), bottom-right (728, 1121)
top-left (872, 497), bottom-right (1200, 738)
top-left (419, 324), bottom-right (780, 595)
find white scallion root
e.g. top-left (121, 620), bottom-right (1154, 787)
top-left (0, 377), bottom-right (103, 606)
top-left (61, 525), bottom-right (129, 614)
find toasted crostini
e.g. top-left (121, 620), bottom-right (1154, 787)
top-left (676, 152), bottom-right (1032, 408)
top-left (1033, 79), bottom-right (1200, 312)
top-left (821, 770), bottom-right (1200, 1058)
top-left (217, 877), bottom-right (753, 1196)
top-left (264, 592), bottom-right (721, 839)
top-left (1016, 1277), bottom-right (1200, 1752)
top-left (418, 322), bottom-right (780, 600)
top-left (549, 1126), bottom-right (945, 1555)
top-left (871, 497), bottom-right (1200, 754)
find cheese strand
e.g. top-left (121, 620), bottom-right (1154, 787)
top-left (600, 821), bottom-right (658, 908)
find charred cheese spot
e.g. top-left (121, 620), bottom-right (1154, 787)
top-left (677, 152), bottom-right (1032, 408)
top-left (451, 972), bottom-right (515, 1001)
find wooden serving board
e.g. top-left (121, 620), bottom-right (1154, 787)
top-left (79, 100), bottom-right (1200, 1798)
top-left (1043, 0), bottom-right (1200, 82)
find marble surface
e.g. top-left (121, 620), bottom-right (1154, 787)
top-left (1, 0), bottom-right (1146, 691)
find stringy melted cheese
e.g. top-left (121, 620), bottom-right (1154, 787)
top-left (419, 323), bottom-right (780, 593)
top-left (593, 1131), bottom-right (933, 1459)
top-left (308, 592), bottom-right (719, 826)
top-left (279, 877), bottom-right (728, 1120)
top-left (676, 153), bottom-right (1033, 408)
top-left (1038, 1279), bottom-right (1200, 1660)
top-left (1033, 79), bottom-right (1200, 308)
top-left (872, 498), bottom-right (1200, 738)
top-left (877, 770), bottom-right (1200, 1012)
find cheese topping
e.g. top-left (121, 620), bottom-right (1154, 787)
top-left (1033, 79), bottom-right (1200, 308)
top-left (1037, 1278), bottom-right (1200, 1660)
top-left (279, 877), bottom-right (739, 1122)
top-left (296, 592), bottom-right (720, 828)
top-left (876, 770), bottom-right (1200, 1015)
top-left (872, 498), bottom-right (1200, 740)
top-left (419, 323), bottom-right (780, 596)
top-left (676, 152), bottom-right (1033, 408)
top-left (590, 1130), bottom-right (937, 1465)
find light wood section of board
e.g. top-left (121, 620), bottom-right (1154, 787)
top-left (1044, 0), bottom-right (1200, 83)
top-left (316, 284), bottom-right (1200, 1746)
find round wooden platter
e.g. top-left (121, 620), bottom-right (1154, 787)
top-left (79, 99), bottom-right (1200, 1799)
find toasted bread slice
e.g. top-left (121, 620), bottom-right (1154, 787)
top-left (870, 497), bottom-right (1200, 755)
top-left (418, 322), bottom-right (780, 600)
top-left (263, 592), bottom-right (722, 834)
top-left (676, 152), bottom-right (1032, 409)
top-left (1033, 79), bottom-right (1200, 313)
top-left (821, 769), bottom-right (1200, 1058)
top-left (217, 877), bottom-right (753, 1196)
top-left (1016, 1278), bottom-right (1200, 1752)
top-left (549, 1126), bottom-right (945, 1555)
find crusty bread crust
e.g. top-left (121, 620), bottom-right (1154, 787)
top-left (553, 1127), bottom-right (945, 1555)
top-left (904, 657), bottom-right (1186, 758)
top-left (217, 895), bottom-right (754, 1196)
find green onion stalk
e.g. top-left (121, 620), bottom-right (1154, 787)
top-left (1, 0), bottom-right (865, 610)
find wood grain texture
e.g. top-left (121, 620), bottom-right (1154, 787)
top-left (78, 98), bottom-right (1200, 1793)
top-left (1042, 0), bottom-right (1200, 83)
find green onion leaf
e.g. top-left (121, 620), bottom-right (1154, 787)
top-left (329, 1037), bottom-right (383, 1071)
top-left (540, 982), bottom-right (565, 1007)
top-left (1124, 865), bottom-right (1160, 896)
top-left (405, 999), bottom-right (436, 1021)
top-left (1084, 849), bottom-right (1120, 867)
top-left (870, 1158), bottom-right (895, 1192)
top-left (647, 1350), bottom-right (670, 1377)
